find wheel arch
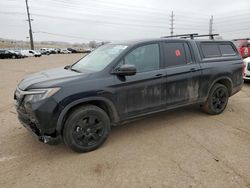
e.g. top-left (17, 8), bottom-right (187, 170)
top-left (56, 97), bottom-right (119, 135)
top-left (207, 76), bottom-right (233, 98)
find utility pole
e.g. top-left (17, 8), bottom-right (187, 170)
top-left (170, 11), bottom-right (174, 36)
top-left (25, 0), bottom-right (34, 50)
top-left (209, 15), bottom-right (214, 37)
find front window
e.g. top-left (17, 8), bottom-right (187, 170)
top-left (124, 43), bottom-right (160, 72)
top-left (72, 44), bottom-right (127, 72)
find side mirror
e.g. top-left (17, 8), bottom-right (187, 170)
top-left (114, 64), bottom-right (136, 76)
top-left (64, 65), bottom-right (71, 70)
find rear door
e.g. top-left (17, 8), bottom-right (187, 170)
top-left (162, 41), bottom-right (202, 106)
top-left (113, 43), bottom-right (166, 119)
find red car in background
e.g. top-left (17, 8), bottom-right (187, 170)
top-left (233, 39), bottom-right (250, 58)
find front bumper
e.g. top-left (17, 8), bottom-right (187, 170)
top-left (17, 109), bottom-right (59, 144)
top-left (14, 89), bottom-right (63, 144)
top-left (243, 60), bottom-right (250, 80)
top-left (244, 76), bottom-right (250, 80)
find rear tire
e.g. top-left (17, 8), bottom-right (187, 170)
top-left (63, 105), bottom-right (111, 153)
top-left (202, 83), bottom-right (229, 115)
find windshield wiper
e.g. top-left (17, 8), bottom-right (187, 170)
top-left (64, 65), bottom-right (81, 73)
top-left (70, 67), bottom-right (81, 73)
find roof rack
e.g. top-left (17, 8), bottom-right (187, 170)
top-left (161, 33), bottom-right (219, 40)
top-left (192, 34), bottom-right (219, 40)
top-left (233, 38), bottom-right (250, 41)
top-left (162, 33), bottom-right (199, 39)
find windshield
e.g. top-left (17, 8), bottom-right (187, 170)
top-left (72, 44), bottom-right (128, 72)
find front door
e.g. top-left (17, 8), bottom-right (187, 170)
top-left (113, 43), bottom-right (165, 120)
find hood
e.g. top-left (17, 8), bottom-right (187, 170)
top-left (18, 67), bottom-right (87, 90)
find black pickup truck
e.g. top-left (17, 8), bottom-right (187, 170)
top-left (14, 37), bottom-right (244, 152)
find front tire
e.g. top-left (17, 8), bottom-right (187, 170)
top-left (63, 105), bottom-right (111, 153)
top-left (202, 83), bottom-right (229, 115)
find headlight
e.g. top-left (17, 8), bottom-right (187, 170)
top-left (24, 88), bottom-right (60, 103)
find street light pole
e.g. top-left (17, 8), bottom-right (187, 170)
top-left (25, 0), bottom-right (34, 50)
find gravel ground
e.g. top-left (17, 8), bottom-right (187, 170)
top-left (0, 54), bottom-right (250, 188)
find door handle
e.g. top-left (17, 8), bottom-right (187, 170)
top-left (190, 68), bottom-right (197, 72)
top-left (155, 74), bottom-right (163, 78)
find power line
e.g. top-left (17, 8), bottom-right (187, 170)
top-left (1, 0), bottom-right (211, 18)
top-left (1, 4), bottom-right (250, 42)
top-left (48, 0), bottom-right (211, 18)
top-left (31, 13), bottom-right (169, 29)
top-left (0, 11), bottom-right (169, 29)
top-left (28, 4), bottom-right (210, 26)
top-left (28, 7), bottom-right (171, 25)
top-left (34, 31), bottom-right (110, 41)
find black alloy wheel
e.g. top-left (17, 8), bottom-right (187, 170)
top-left (72, 115), bottom-right (105, 147)
top-left (202, 83), bottom-right (229, 115)
top-left (211, 88), bottom-right (227, 113)
top-left (63, 105), bottom-right (110, 153)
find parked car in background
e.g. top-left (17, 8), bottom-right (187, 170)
top-left (243, 57), bottom-right (250, 81)
top-left (0, 50), bottom-right (21, 59)
top-left (15, 38), bottom-right (243, 153)
top-left (83, 48), bottom-right (94, 53)
top-left (14, 50), bottom-right (27, 58)
top-left (55, 48), bottom-right (61, 54)
top-left (40, 48), bottom-right (50, 55)
top-left (49, 48), bottom-right (57, 54)
top-left (60, 49), bottom-right (72, 54)
top-left (67, 48), bottom-right (77, 53)
top-left (29, 50), bottom-right (42, 57)
top-left (21, 50), bottom-right (41, 57)
top-left (233, 39), bottom-right (250, 58)
top-left (8, 50), bottom-right (24, 58)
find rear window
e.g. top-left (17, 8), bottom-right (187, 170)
top-left (163, 42), bottom-right (191, 67)
top-left (219, 44), bottom-right (236, 56)
top-left (200, 43), bottom-right (237, 58)
top-left (201, 44), bottom-right (221, 58)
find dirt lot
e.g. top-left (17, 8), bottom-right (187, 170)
top-left (0, 54), bottom-right (250, 188)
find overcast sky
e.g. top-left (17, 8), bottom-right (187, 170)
top-left (0, 0), bottom-right (249, 43)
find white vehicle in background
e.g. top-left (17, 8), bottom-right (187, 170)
top-left (60, 49), bottom-right (72, 54)
top-left (31, 50), bottom-right (42, 57)
top-left (40, 48), bottom-right (50, 55)
top-left (243, 57), bottom-right (250, 81)
top-left (49, 48), bottom-right (57, 54)
top-left (14, 50), bottom-right (27, 58)
top-left (21, 50), bottom-right (34, 57)
top-left (21, 50), bottom-right (42, 57)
